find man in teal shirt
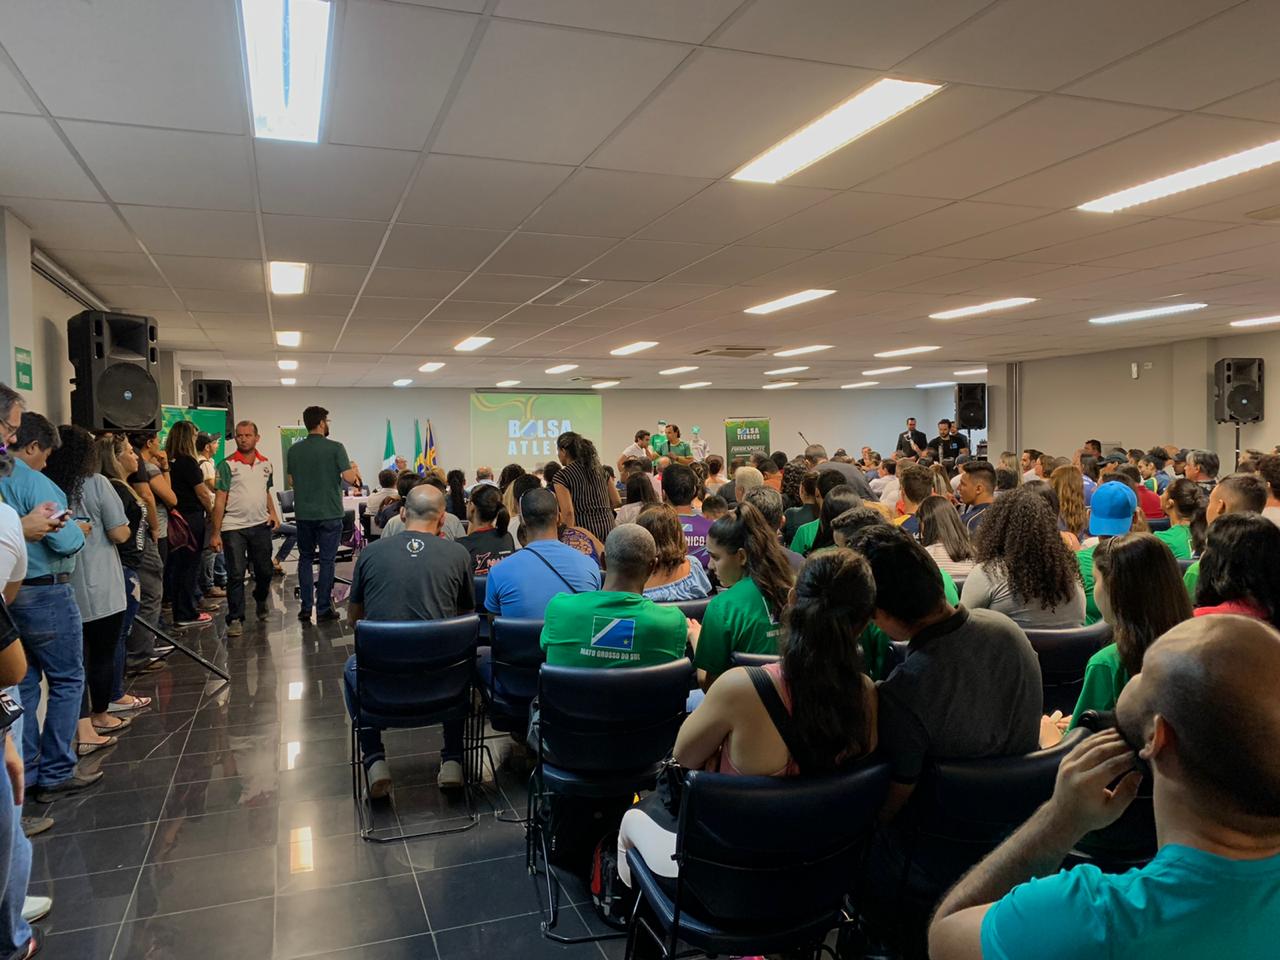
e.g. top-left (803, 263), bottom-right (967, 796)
top-left (650, 424), bottom-right (693, 466)
top-left (285, 406), bottom-right (361, 622)
top-left (930, 614), bottom-right (1280, 960)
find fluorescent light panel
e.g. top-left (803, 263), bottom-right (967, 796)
top-left (954, 367), bottom-right (988, 376)
top-left (733, 78), bottom-right (943, 184)
top-left (841, 381), bottom-right (878, 389)
top-left (1229, 315), bottom-right (1280, 328)
top-left (495, 380), bottom-right (521, 388)
top-left (268, 261), bottom-right (308, 295)
top-left (862, 365), bottom-right (910, 375)
top-left (917, 380), bottom-right (956, 388)
top-left (277, 359), bottom-right (298, 370)
top-left (454, 336), bottom-right (493, 352)
top-left (764, 366), bottom-right (809, 375)
top-left (275, 330), bottom-right (301, 347)
top-left (392, 378), bottom-right (412, 387)
top-left (874, 345), bottom-right (939, 358)
top-left (418, 361), bottom-right (445, 372)
top-left (773, 344), bottom-right (832, 357)
top-left (744, 289), bottom-right (835, 315)
top-left (679, 381), bottom-right (712, 390)
top-left (545, 364), bottom-right (579, 374)
top-left (929, 297), bottom-right (1037, 320)
top-left (762, 381), bottom-right (799, 390)
top-left (1089, 303), bottom-right (1207, 325)
top-left (1079, 137), bottom-right (1280, 212)
top-left (240, 0), bottom-right (332, 143)
top-left (659, 366), bottom-right (698, 375)
top-left (591, 380), bottom-right (620, 389)
top-left (280, 377), bottom-right (296, 385)
top-left (610, 341), bottom-right (658, 356)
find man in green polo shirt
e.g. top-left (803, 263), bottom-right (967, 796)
top-left (651, 423), bottom-right (693, 466)
top-left (541, 524), bottom-right (689, 668)
top-left (285, 406), bottom-right (361, 623)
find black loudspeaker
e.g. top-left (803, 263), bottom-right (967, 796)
top-left (955, 382), bottom-right (986, 430)
top-left (1214, 358), bottom-right (1264, 424)
top-left (191, 379), bottom-right (235, 439)
top-left (68, 311), bottom-right (161, 432)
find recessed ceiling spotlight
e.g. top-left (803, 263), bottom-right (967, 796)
top-left (862, 365), bottom-right (911, 375)
top-left (545, 364), bottom-right (579, 374)
top-left (841, 381), bottom-right (879, 389)
top-left (275, 330), bottom-right (302, 346)
top-left (659, 366), bottom-right (699, 375)
top-left (418, 361), bottom-right (445, 372)
top-left (744, 289), bottom-right (836, 315)
top-left (1079, 137), bottom-right (1280, 212)
top-left (764, 366), bottom-right (809, 375)
top-left (454, 336), bottom-right (493, 351)
top-left (733, 78), bottom-right (943, 184)
top-left (929, 298), bottom-right (1037, 320)
top-left (773, 344), bottom-right (832, 358)
top-left (874, 345), bottom-right (939, 358)
top-left (1089, 303), bottom-right (1207, 325)
top-left (610, 341), bottom-right (658, 356)
top-left (277, 359), bottom-right (298, 370)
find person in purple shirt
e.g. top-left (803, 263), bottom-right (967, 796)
top-left (661, 464), bottom-right (711, 571)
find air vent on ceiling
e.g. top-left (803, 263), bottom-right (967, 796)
top-left (1246, 204), bottom-right (1280, 221)
top-left (692, 345), bottom-right (768, 359)
top-left (531, 278), bottom-right (602, 306)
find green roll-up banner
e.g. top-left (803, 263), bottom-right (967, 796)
top-left (278, 426), bottom-right (309, 489)
top-left (160, 405), bottom-right (228, 461)
top-left (724, 417), bottom-right (770, 466)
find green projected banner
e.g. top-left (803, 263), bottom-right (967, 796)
top-left (724, 417), bottom-right (770, 466)
top-left (470, 393), bottom-right (603, 466)
top-left (160, 406), bottom-right (227, 461)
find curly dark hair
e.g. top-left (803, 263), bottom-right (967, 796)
top-left (972, 486), bottom-right (1081, 611)
top-left (780, 459), bottom-right (807, 510)
top-left (44, 424), bottom-right (98, 508)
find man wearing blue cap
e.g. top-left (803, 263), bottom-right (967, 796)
top-left (1076, 482), bottom-right (1138, 624)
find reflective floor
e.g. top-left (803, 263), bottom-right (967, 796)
top-left (32, 564), bottom-right (617, 960)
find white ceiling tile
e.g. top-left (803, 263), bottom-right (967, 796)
top-left (894, 259), bottom-right (1060, 295)
top-left (494, 0), bottom-right (740, 42)
top-left (0, 59), bottom-right (37, 114)
top-left (1202, 80), bottom-right (1280, 124)
top-left (94, 284), bottom-right (184, 312)
top-left (379, 224), bottom-right (507, 271)
top-left (400, 155), bottom-right (572, 230)
top-left (746, 192), bottom-right (949, 250)
top-left (840, 202), bottom-right (1050, 256)
top-left (433, 20), bottom-right (688, 164)
top-left (896, 0), bottom-right (1237, 90)
top-left (0, 115), bottom-right (100, 201)
top-left (270, 293), bottom-right (356, 317)
top-left (152, 256), bottom-right (264, 292)
top-left (335, 318), bottom-right (419, 348)
top-left (584, 239), bottom-right (719, 282)
top-left (453, 274), bottom-right (563, 303)
top-left (326, 1), bottom-right (477, 150)
top-left (638, 182), bottom-right (835, 244)
top-left (256, 142), bottom-right (418, 220)
top-left (668, 245), bottom-right (810, 285)
top-left (2, 0), bottom-right (246, 133)
top-left (524, 168), bottom-right (711, 238)
top-left (840, 256), bottom-right (983, 292)
top-left (263, 215), bottom-right (387, 265)
top-left (930, 209), bottom-right (1150, 259)
top-left (1065, 0), bottom-right (1280, 110)
top-left (1088, 224), bottom-right (1280, 271)
top-left (175, 289), bottom-right (266, 313)
top-left (741, 250), bottom-right (904, 288)
top-left (1171, 176), bottom-right (1280, 224)
top-left (43, 250), bottom-right (164, 287)
top-left (1, 197), bottom-right (138, 252)
top-left (414, 301), bottom-right (515, 325)
top-left (363, 267), bottom-right (470, 299)
top-left (350, 297), bottom-right (437, 320)
top-left (309, 264), bottom-right (373, 296)
top-left (62, 123), bottom-right (254, 210)
top-left (618, 282), bottom-right (727, 310)
top-left (1008, 218), bottom-right (1238, 265)
top-left (1004, 265), bottom-right (1150, 295)
top-left (711, 0), bottom-right (992, 69)
top-left (121, 206), bottom-right (260, 259)
top-left (593, 49), bottom-right (875, 178)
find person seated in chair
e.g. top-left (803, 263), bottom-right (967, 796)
top-left (342, 485), bottom-right (474, 798)
top-left (616, 548), bottom-right (879, 888)
top-left (485, 488), bottom-right (600, 619)
top-left (930, 615), bottom-right (1280, 960)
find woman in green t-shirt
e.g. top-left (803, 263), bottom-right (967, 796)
top-left (790, 483), bottom-right (862, 556)
top-left (1040, 532), bottom-right (1191, 746)
top-left (1155, 477), bottom-right (1207, 561)
top-left (693, 501), bottom-right (796, 686)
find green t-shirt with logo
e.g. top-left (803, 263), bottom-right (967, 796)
top-left (1184, 560), bottom-right (1200, 602)
top-left (285, 434), bottom-right (350, 521)
top-left (860, 568), bottom-right (959, 680)
top-left (540, 591), bottom-right (687, 668)
top-left (694, 576), bottom-right (783, 678)
top-left (790, 519), bottom-right (819, 555)
top-left (652, 436), bottom-right (692, 460)
top-left (1067, 643), bottom-right (1128, 730)
top-left (1154, 523), bottom-right (1192, 560)
top-left (1077, 543), bottom-right (1101, 624)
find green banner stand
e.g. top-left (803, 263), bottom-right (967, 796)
top-left (724, 417), bottom-right (771, 467)
top-left (278, 425), bottom-right (309, 489)
top-left (160, 406), bottom-right (228, 461)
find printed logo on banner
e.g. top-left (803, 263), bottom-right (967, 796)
top-left (589, 616), bottom-right (636, 651)
top-left (506, 417), bottom-right (572, 457)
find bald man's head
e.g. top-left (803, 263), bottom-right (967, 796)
top-left (1118, 615), bottom-right (1280, 827)
top-left (603, 524), bottom-right (656, 585)
top-left (404, 484), bottom-right (445, 524)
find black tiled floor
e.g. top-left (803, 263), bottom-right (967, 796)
top-left (32, 567), bottom-right (618, 960)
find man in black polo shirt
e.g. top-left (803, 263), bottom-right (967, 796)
top-left (929, 419), bottom-right (967, 461)
top-left (895, 417), bottom-right (927, 458)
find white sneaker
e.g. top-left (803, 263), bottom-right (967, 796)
top-left (437, 759), bottom-right (464, 790)
top-left (22, 895), bottom-right (51, 923)
top-left (366, 759), bottom-right (392, 800)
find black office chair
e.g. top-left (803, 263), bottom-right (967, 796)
top-left (626, 763), bottom-right (891, 960)
top-left (348, 616), bottom-right (482, 842)
top-left (658, 597), bottom-right (712, 622)
top-left (278, 489), bottom-right (296, 516)
top-left (884, 640), bottom-right (911, 675)
top-left (528, 659), bottom-right (694, 943)
top-left (1177, 557), bottom-right (1196, 574)
top-left (1025, 622), bottom-right (1113, 714)
top-left (1146, 516), bottom-right (1171, 532)
top-left (1067, 710), bottom-right (1157, 870)
top-left (473, 574), bottom-right (489, 640)
top-left (482, 617), bottom-right (544, 736)
top-left (728, 651), bottom-right (779, 669)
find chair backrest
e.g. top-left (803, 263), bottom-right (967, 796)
top-left (659, 597), bottom-right (711, 622)
top-left (1025, 622), bottom-right (1113, 714)
top-left (473, 574), bottom-right (488, 613)
top-left (729, 651), bottom-right (779, 669)
top-left (1177, 557), bottom-right (1196, 573)
top-left (1146, 516), bottom-right (1171, 532)
top-left (676, 762), bottom-right (891, 924)
top-left (538, 659), bottom-right (694, 772)
top-left (884, 640), bottom-right (911, 675)
top-left (353, 616), bottom-right (480, 724)
top-left (489, 617), bottom-right (545, 703)
top-left (278, 489), bottom-right (296, 514)
top-left (950, 575), bottom-right (968, 593)
top-left (903, 729), bottom-right (1086, 890)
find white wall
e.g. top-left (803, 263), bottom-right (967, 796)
top-left (232, 384), bottom-right (971, 477)
top-left (29, 271), bottom-right (77, 424)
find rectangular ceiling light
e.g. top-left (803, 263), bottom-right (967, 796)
top-left (275, 330), bottom-right (302, 347)
top-left (1089, 303), bottom-right (1207, 325)
top-left (659, 366), bottom-right (698, 375)
top-left (610, 341), bottom-right (658, 356)
top-left (495, 379), bottom-right (521, 388)
top-left (280, 377), bottom-right (296, 385)
top-left (916, 380), bottom-right (956, 388)
top-left (545, 364), bottom-right (579, 374)
top-left (773, 344), bottom-right (832, 357)
top-left (1079, 137), bottom-right (1280, 212)
top-left (591, 380), bottom-right (620, 389)
top-left (268, 261), bottom-right (309, 295)
top-left (764, 365), bottom-right (809, 375)
top-left (762, 381), bottom-right (799, 390)
top-left (392, 378), bottom-right (412, 387)
top-left (863, 365), bottom-right (910, 375)
top-left (733, 78), bottom-right (943, 184)
top-left (744, 289), bottom-right (836, 315)
top-left (1229, 315), bottom-right (1280, 328)
top-left (454, 336), bottom-right (493, 352)
top-left (240, 0), bottom-right (332, 143)
top-left (679, 381), bottom-right (712, 390)
top-left (874, 345), bottom-right (939, 358)
top-left (277, 359), bottom-right (298, 370)
top-left (954, 367), bottom-right (988, 376)
top-left (929, 297), bottom-right (1037, 320)
top-left (418, 361), bottom-right (445, 372)
top-left (841, 381), bottom-right (878, 389)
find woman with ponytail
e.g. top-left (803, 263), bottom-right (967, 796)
top-left (616, 548), bottom-right (878, 888)
top-left (457, 483), bottom-right (513, 575)
top-left (1157, 477), bottom-right (1206, 559)
top-left (694, 501), bottom-right (795, 684)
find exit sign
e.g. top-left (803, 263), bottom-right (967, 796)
top-left (13, 348), bottom-right (32, 391)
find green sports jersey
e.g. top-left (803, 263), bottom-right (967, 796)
top-left (790, 519), bottom-right (818, 555)
top-left (694, 577), bottom-right (783, 678)
top-left (652, 437), bottom-right (692, 460)
top-left (1077, 544), bottom-right (1101, 624)
top-left (1183, 560), bottom-right (1200, 602)
top-left (1154, 523), bottom-right (1192, 560)
top-left (540, 591), bottom-right (687, 669)
top-left (1067, 643), bottom-right (1128, 730)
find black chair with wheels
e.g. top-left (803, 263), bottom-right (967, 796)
top-left (658, 597), bottom-right (711, 622)
top-left (528, 659), bottom-right (695, 944)
top-left (481, 617), bottom-right (544, 736)
top-left (728, 651), bottom-right (779, 669)
top-left (626, 763), bottom-right (892, 960)
top-left (1025, 621), bottom-right (1113, 714)
top-left (348, 615), bottom-right (482, 842)
top-left (1146, 516), bottom-right (1171, 532)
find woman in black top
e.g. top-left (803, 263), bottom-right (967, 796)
top-left (100, 435), bottom-right (152, 709)
top-left (164, 420), bottom-right (214, 626)
top-left (457, 484), bottom-right (514, 575)
top-left (445, 469), bottom-right (467, 521)
top-left (551, 432), bottom-right (619, 545)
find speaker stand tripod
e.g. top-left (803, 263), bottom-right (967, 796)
top-left (1234, 423), bottom-right (1242, 472)
top-left (133, 617), bottom-right (230, 684)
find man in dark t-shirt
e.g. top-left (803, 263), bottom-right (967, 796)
top-left (343, 485), bottom-right (474, 799)
top-left (929, 420), bottom-right (967, 461)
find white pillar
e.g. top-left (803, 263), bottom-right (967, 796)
top-left (0, 209), bottom-right (34, 393)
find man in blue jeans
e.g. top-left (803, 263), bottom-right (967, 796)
top-left (0, 414), bottom-right (93, 801)
top-left (284, 406), bottom-right (360, 623)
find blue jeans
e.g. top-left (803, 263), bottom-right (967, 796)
top-left (1, 692), bottom-right (32, 952)
top-left (112, 567), bottom-right (142, 702)
top-left (296, 518), bottom-right (341, 615)
top-left (11, 584), bottom-right (83, 787)
top-left (275, 523), bottom-right (297, 562)
top-left (342, 657), bottom-right (463, 766)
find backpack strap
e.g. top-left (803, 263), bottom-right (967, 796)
top-left (744, 665), bottom-right (809, 772)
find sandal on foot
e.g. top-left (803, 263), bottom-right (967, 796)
top-left (91, 717), bottom-right (131, 735)
top-left (76, 737), bottom-right (117, 757)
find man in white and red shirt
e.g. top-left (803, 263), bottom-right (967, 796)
top-left (210, 421), bottom-right (279, 636)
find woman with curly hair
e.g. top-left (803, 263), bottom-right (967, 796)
top-left (1049, 464), bottom-right (1089, 541)
top-left (551, 432), bottom-right (619, 544)
top-left (780, 458), bottom-right (807, 511)
top-left (960, 486), bottom-right (1086, 628)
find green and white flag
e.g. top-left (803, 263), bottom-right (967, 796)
top-left (381, 419), bottom-right (397, 470)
